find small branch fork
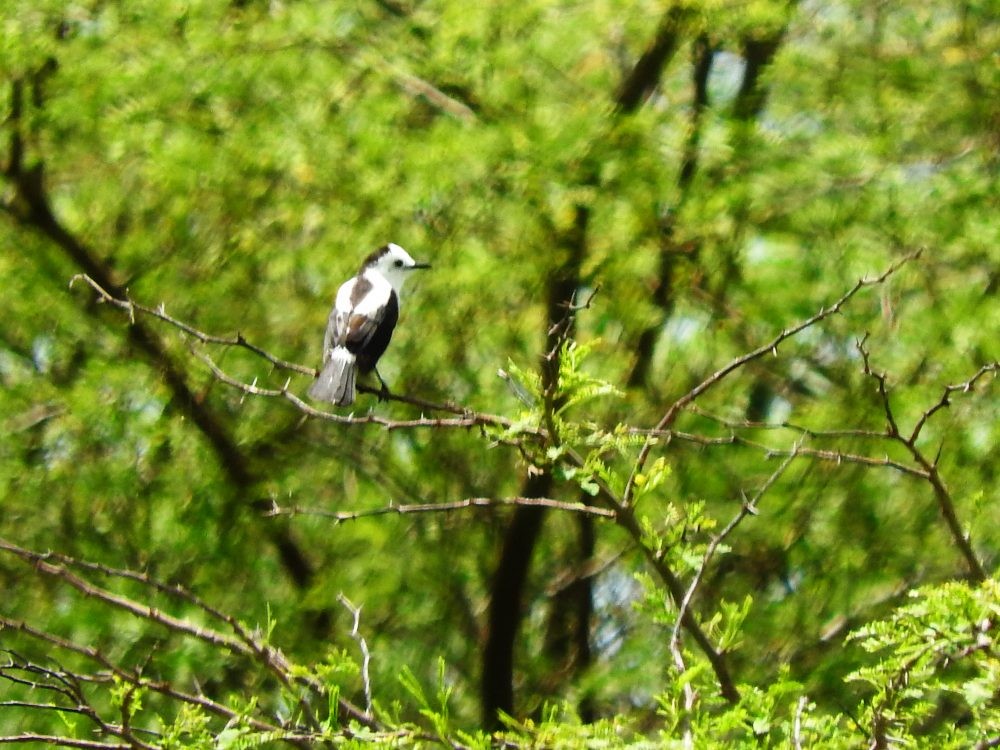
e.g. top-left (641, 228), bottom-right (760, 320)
top-left (855, 336), bottom-right (992, 581)
top-left (623, 249), bottom-right (922, 508)
top-left (668, 448), bottom-right (798, 746)
top-left (69, 274), bottom-right (313, 376)
top-left (704, 332), bottom-right (995, 582)
top-left (605, 251), bottom-right (993, 710)
top-left (0, 650), bottom-right (147, 750)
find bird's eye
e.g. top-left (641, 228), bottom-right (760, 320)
top-left (393, 260), bottom-right (404, 268)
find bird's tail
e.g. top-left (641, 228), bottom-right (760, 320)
top-left (308, 348), bottom-right (357, 406)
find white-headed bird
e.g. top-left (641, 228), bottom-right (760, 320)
top-left (309, 243), bottom-right (430, 406)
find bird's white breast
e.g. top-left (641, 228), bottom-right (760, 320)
top-left (335, 270), bottom-right (394, 317)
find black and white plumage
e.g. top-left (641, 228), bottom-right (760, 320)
top-left (308, 243), bottom-right (430, 406)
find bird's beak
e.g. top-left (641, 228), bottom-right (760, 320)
top-left (411, 262), bottom-right (432, 270)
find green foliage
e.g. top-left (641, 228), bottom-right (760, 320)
top-left (159, 704), bottom-right (214, 750)
top-left (2, 0), bottom-right (998, 747)
top-left (846, 579), bottom-right (1000, 748)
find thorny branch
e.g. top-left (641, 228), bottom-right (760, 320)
top-left (907, 360), bottom-right (998, 445)
top-left (0, 652), bottom-right (147, 748)
top-left (622, 250), bottom-right (923, 508)
top-left (557, 443), bottom-right (742, 705)
top-left (266, 495), bottom-right (615, 523)
top-left (629, 420), bottom-right (933, 479)
top-left (0, 537), bottom-right (373, 734)
top-left (572, 253), bottom-right (924, 707)
top-left (670, 446), bottom-right (798, 658)
top-left (69, 274), bottom-right (314, 376)
top-left (192, 346), bottom-right (515, 431)
top-left (664, 447), bottom-right (799, 748)
top-left (0, 736), bottom-right (129, 749)
top-left (856, 337), bottom-right (991, 581)
top-left (0, 568), bottom-right (465, 749)
top-left (0, 618), bottom-right (292, 740)
top-left (639, 347), bottom-right (994, 581)
top-left (667, 446), bottom-right (798, 740)
top-left (71, 272), bottom-right (516, 430)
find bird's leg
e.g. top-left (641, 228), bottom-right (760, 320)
top-left (373, 367), bottom-right (391, 401)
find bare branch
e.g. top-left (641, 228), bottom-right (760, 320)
top-left (748, 441), bottom-right (928, 479)
top-left (0, 538), bottom-right (255, 657)
top-left (854, 340), bottom-right (987, 581)
top-left (646, 344), bottom-right (993, 583)
top-left (623, 250), bottom-right (921, 508)
top-left (561, 444), bottom-right (741, 705)
top-left (1, 611), bottom-right (338, 740)
top-left (857, 333), bottom-right (900, 437)
top-left (266, 496), bottom-right (615, 523)
top-left (684, 405), bottom-right (899, 441)
top-left (628, 428), bottom-right (927, 478)
top-left (0, 736), bottom-right (128, 749)
top-left (0, 538), bottom-right (371, 731)
top-left (190, 346), bottom-right (516, 432)
top-left (909, 361), bottom-right (998, 445)
top-left (72, 272), bottom-right (491, 421)
top-left (667, 445), bottom-right (797, 729)
top-left (70, 273), bottom-right (313, 375)
top-left (0, 701), bottom-right (91, 715)
top-left (670, 445), bottom-right (797, 656)
top-left (337, 595), bottom-right (373, 716)
top-left (0, 548), bottom-right (307, 714)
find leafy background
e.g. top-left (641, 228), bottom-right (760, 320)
top-left (1, 0), bottom-right (997, 746)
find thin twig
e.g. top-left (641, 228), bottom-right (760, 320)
top-left (684, 405), bottom-right (900, 441)
top-left (908, 361), bottom-right (998, 445)
top-left (0, 701), bottom-right (92, 717)
top-left (1, 617), bottom-right (306, 739)
top-left (668, 446), bottom-right (797, 714)
top-left (0, 539), bottom-right (250, 655)
top-left (670, 447), bottom-right (796, 654)
top-left (793, 695), bottom-right (808, 750)
top-left (0, 538), bottom-right (365, 731)
top-left (747, 441), bottom-right (927, 478)
top-left (0, 546), bottom-right (364, 726)
top-left (70, 273), bottom-right (313, 375)
top-left (562, 447), bottom-right (741, 704)
top-left (337, 595), bottom-right (373, 716)
top-left (192, 346), bottom-right (517, 432)
top-left (266, 496), bottom-right (615, 522)
top-left (857, 334), bottom-right (900, 437)
top-left (0, 735), bottom-right (128, 749)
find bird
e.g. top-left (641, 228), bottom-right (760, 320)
top-left (308, 243), bottom-right (430, 406)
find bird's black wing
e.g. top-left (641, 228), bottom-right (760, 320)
top-left (347, 291), bottom-right (399, 373)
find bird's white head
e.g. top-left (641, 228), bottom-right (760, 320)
top-left (362, 243), bottom-right (431, 294)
